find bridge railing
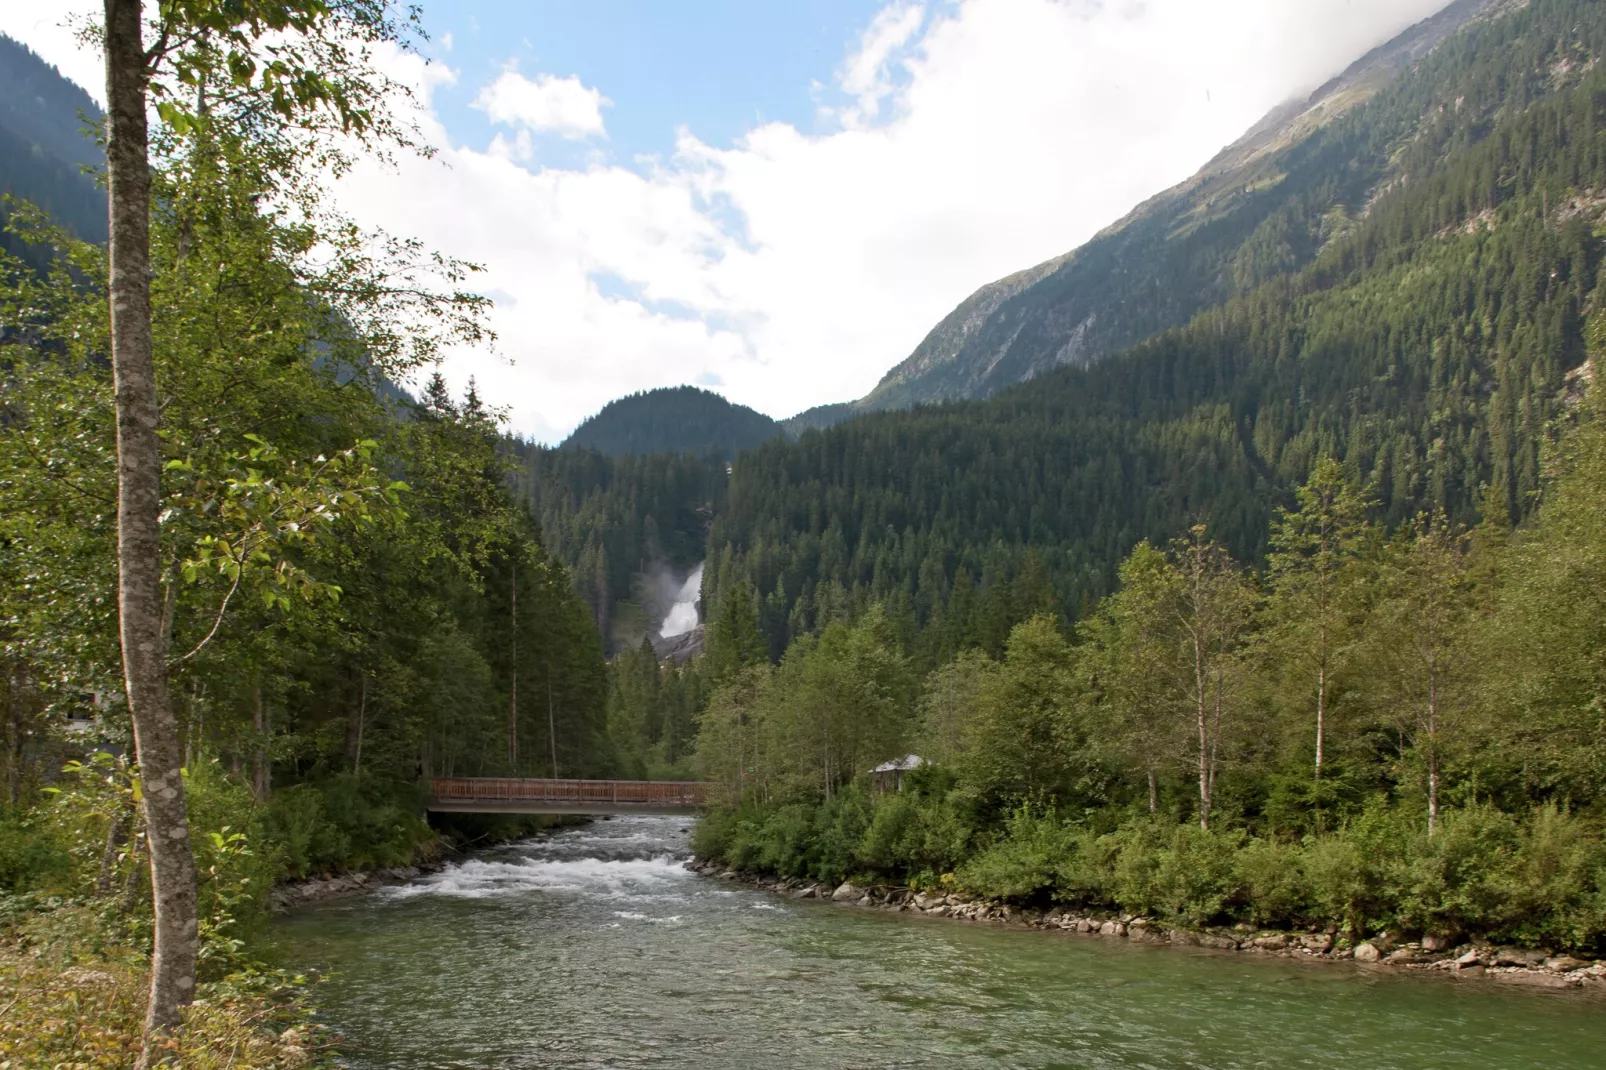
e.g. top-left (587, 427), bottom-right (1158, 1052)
top-left (428, 777), bottom-right (710, 808)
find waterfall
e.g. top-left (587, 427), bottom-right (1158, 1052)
top-left (659, 563), bottom-right (704, 639)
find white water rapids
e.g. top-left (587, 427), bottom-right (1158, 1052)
top-left (658, 562), bottom-right (703, 638)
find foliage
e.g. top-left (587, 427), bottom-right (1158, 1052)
top-left (694, 378), bottom-right (1606, 949)
top-left (0, 904), bottom-right (331, 1068)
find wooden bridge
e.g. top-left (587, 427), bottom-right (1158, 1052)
top-left (427, 777), bottom-right (712, 816)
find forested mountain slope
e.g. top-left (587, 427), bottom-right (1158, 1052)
top-left (812, 0), bottom-right (1506, 420)
top-left (702, 0), bottom-right (1606, 663)
top-left (509, 442), bottom-right (727, 649)
top-left (0, 34), bottom-right (106, 250)
top-left (562, 385), bottom-right (780, 457)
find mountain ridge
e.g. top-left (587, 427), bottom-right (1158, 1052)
top-left (788, 0), bottom-right (1507, 427)
top-left (562, 385), bottom-right (781, 458)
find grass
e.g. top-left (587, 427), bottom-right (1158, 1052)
top-left (0, 904), bottom-right (331, 1069)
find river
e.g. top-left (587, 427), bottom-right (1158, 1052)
top-left (274, 816), bottom-right (1604, 1069)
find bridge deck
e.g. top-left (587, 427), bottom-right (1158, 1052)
top-left (427, 777), bottom-right (712, 816)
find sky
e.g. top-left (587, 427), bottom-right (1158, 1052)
top-left (2, 0), bottom-right (1456, 442)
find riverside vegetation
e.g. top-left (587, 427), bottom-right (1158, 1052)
top-left (683, 0), bottom-right (1606, 962)
top-left (689, 391), bottom-right (1606, 963)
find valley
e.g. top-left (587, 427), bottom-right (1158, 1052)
top-left (4, 0), bottom-right (1606, 1064)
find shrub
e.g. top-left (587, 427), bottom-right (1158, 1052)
top-left (955, 807), bottom-right (1080, 902)
top-left (1235, 838), bottom-right (1310, 928)
top-left (1111, 820), bottom-right (1245, 926)
top-left (0, 807), bottom-right (70, 894)
top-left (1394, 804), bottom-right (1522, 940)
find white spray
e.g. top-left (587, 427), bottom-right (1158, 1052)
top-left (659, 563), bottom-right (704, 639)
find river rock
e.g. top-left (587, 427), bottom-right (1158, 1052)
top-left (1252, 933), bottom-right (1290, 951)
top-left (1128, 923), bottom-right (1165, 944)
top-left (1197, 933), bottom-right (1240, 951)
top-left (1421, 933), bottom-right (1455, 952)
top-left (1385, 948), bottom-right (1431, 965)
top-left (926, 905), bottom-right (950, 917)
top-left (832, 881), bottom-right (867, 902)
top-left (1099, 920), bottom-right (1125, 937)
top-left (1300, 932), bottom-right (1334, 953)
top-left (1353, 942), bottom-right (1381, 963)
top-left (1494, 947), bottom-right (1548, 968)
top-left (1544, 955), bottom-right (1590, 973)
top-left (1455, 949), bottom-right (1485, 968)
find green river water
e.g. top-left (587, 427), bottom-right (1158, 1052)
top-left (274, 816), bottom-right (1604, 1069)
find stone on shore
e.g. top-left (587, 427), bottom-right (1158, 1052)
top-left (832, 881), bottom-right (867, 902)
top-left (1545, 955), bottom-right (1590, 973)
top-left (1353, 942), bottom-right (1381, 963)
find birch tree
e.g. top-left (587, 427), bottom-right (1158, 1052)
top-left (97, 0), bottom-right (482, 1053)
top-left (1171, 526), bottom-right (1256, 831)
top-left (1372, 514), bottom-right (1473, 837)
top-left (1263, 458), bottom-right (1372, 783)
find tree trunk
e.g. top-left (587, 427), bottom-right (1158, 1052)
top-left (508, 572), bottom-right (518, 771)
top-left (352, 674), bottom-right (367, 777)
top-left (1147, 766), bottom-right (1158, 814)
top-left (251, 685), bottom-right (269, 803)
top-left (1315, 577), bottom-right (1328, 782)
top-left (547, 668), bottom-right (558, 778)
top-left (1426, 664), bottom-right (1439, 838)
top-left (5, 668), bottom-right (22, 806)
top-left (105, 0), bottom-right (200, 1048)
top-left (1195, 635), bottom-right (1211, 831)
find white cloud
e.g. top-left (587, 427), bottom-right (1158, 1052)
top-left (6, 0), bottom-right (1461, 442)
top-left (383, 0), bottom-right (1452, 442)
top-left (473, 69), bottom-right (609, 139)
top-left (834, 3), bottom-right (926, 126)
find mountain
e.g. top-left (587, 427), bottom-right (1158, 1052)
top-left (798, 0), bottom-right (1508, 426)
top-left (691, 0), bottom-right (1606, 660)
top-left (562, 385), bottom-right (782, 458)
top-left (0, 34), bottom-right (106, 247)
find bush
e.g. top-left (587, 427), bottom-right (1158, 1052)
top-left (1110, 820), bottom-right (1245, 926)
top-left (955, 807), bottom-right (1080, 902)
top-left (1235, 838), bottom-right (1310, 928)
top-left (1499, 804), bottom-right (1606, 951)
top-left (1394, 803), bottom-right (1522, 940)
top-left (0, 807), bottom-right (70, 894)
top-left (263, 774), bottom-right (434, 877)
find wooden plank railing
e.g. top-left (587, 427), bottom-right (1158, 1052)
top-left (429, 777), bottom-right (710, 808)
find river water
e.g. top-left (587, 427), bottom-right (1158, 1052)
top-left (275, 816), bottom-right (1604, 1069)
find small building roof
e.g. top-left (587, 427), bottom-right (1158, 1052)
top-left (871, 754), bottom-right (925, 773)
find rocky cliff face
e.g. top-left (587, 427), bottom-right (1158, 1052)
top-left (805, 0), bottom-right (1505, 425)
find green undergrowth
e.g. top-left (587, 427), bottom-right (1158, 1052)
top-left (694, 778), bottom-right (1606, 951)
top-left (0, 900), bottom-right (332, 1068)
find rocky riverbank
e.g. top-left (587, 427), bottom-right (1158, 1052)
top-left (685, 860), bottom-right (1606, 992)
top-left (271, 862), bottom-right (447, 911)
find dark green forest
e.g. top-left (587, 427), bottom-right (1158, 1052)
top-left (561, 384), bottom-right (780, 458)
top-left (0, 34), bottom-right (107, 258)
